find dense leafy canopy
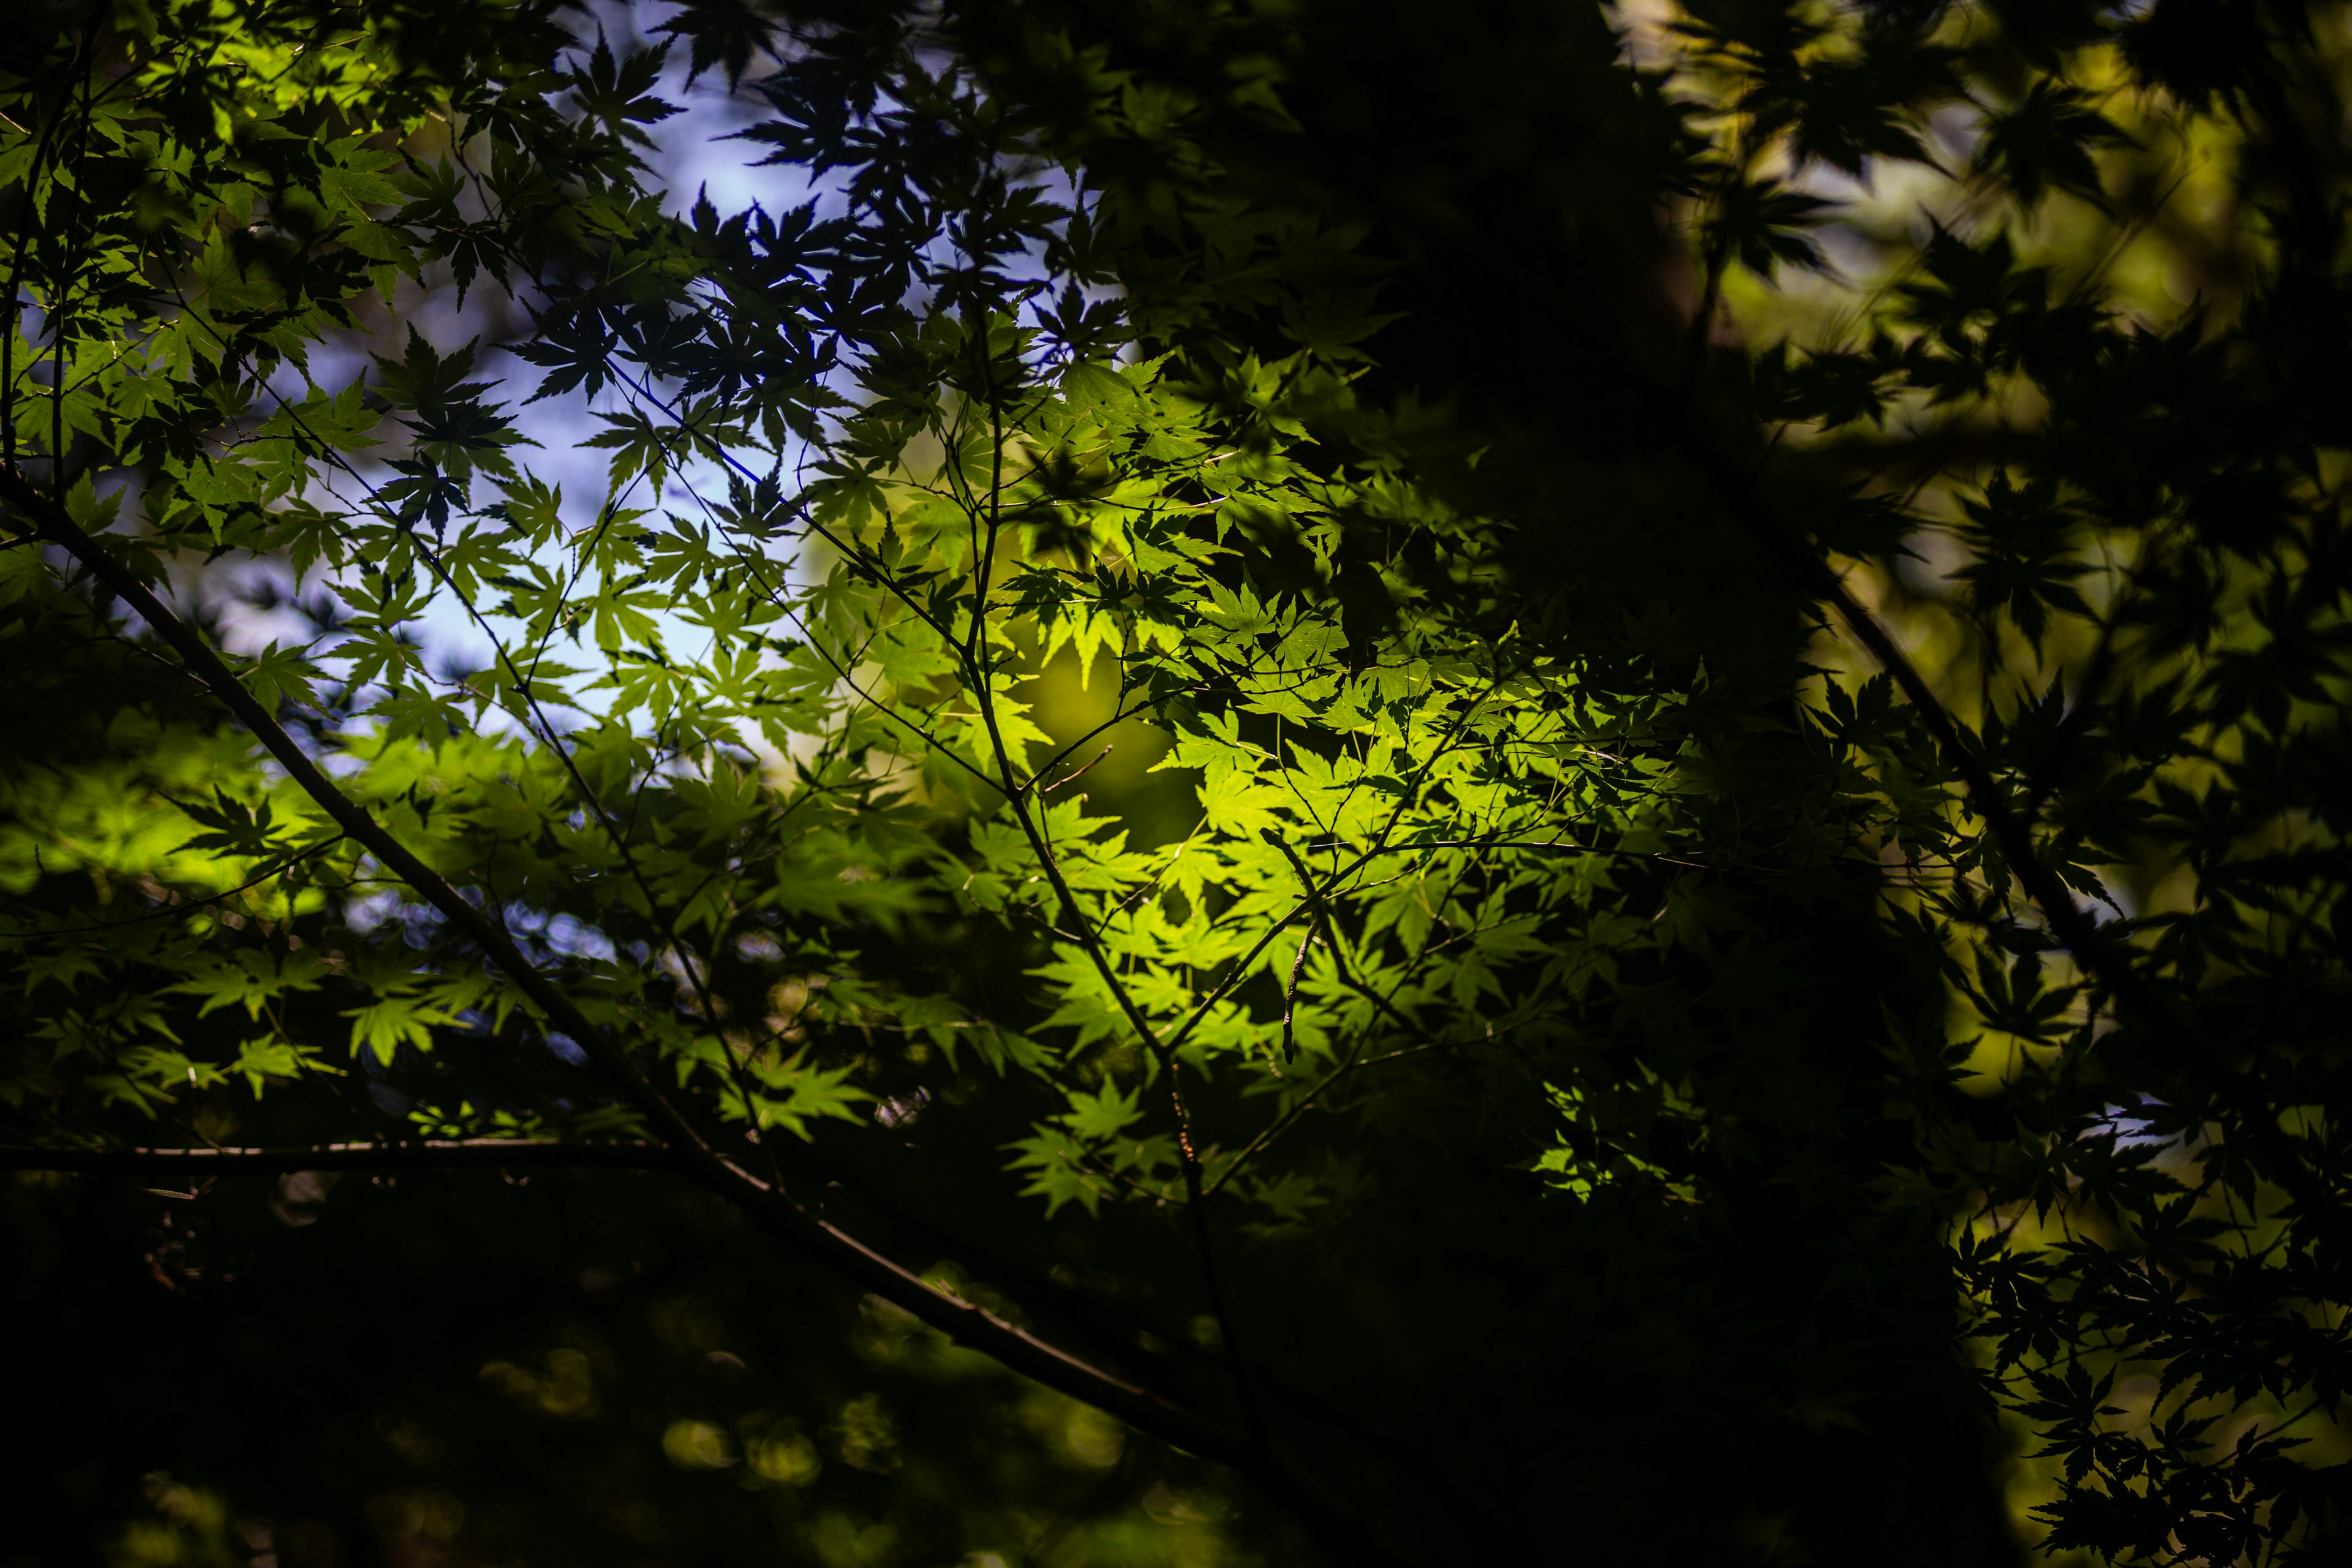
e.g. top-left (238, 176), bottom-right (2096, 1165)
top-left (6, 0), bottom-right (2352, 1564)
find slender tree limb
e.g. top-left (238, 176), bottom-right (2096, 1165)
top-left (0, 464), bottom-right (1415, 1568)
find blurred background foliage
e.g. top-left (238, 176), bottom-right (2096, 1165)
top-left (5, 0), bottom-right (2352, 1565)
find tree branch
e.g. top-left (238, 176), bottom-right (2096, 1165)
top-left (0, 464), bottom-right (1414, 1568)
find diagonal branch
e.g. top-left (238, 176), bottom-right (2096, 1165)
top-left (1, 464), bottom-right (1412, 1568)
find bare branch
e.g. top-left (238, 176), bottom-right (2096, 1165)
top-left (1040, 741), bottom-right (1114, 795)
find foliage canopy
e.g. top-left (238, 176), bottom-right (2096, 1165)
top-left (5, 0), bottom-right (2352, 1564)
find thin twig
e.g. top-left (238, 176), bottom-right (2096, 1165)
top-left (1040, 742), bottom-right (1112, 794)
